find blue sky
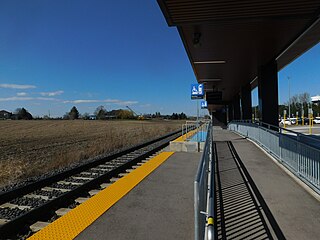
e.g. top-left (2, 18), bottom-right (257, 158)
top-left (252, 42), bottom-right (320, 106)
top-left (0, 1), bottom-right (319, 117)
top-left (0, 0), bottom-right (198, 117)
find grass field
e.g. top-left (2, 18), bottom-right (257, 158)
top-left (0, 120), bottom-right (182, 188)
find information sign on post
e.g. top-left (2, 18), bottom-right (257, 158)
top-left (201, 100), bottom-right (208, 109)
top-left (190, 83), bottom-right (204, 151)
top-left (191, 84), bottom-right (204, 99)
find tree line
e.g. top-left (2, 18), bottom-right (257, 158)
top-left (1, 105), bottom-right (190, 121)
top-left (62, 106), bottom-right (135, 120)
top-left (279, 92), bottom-right (320, 117)
top-left (60, 106), bottom-right (188, 120)
top-left (252, 92), bottom-right (320, 118)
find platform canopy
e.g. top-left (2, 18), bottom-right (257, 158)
top-left (158, 0), bottom-right (320, 111)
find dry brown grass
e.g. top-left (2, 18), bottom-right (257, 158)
top-left (0, 120), bottom-right (183, 188)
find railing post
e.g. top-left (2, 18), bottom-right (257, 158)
top-left (297, 134), bottom-right (301, 175)
top-left (279, 131), bottom-right (283, 163)
top-left (181, 125), bottom-right (184, 140)
top-left (194, 181), bottom-right (199, 240)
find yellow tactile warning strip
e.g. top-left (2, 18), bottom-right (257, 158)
top-left (173, 129), bottom-right (197, 142)
top-left (27, 151), bottom-right (174, 240)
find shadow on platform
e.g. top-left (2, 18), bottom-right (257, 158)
top-left (215, 141), bottom-right (285, 240)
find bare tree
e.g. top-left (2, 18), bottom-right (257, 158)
top-left (298, 92), bottom-right (310, 104)
top-left (95, 106), bottom-right (106, 120)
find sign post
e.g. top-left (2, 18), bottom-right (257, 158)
top-left (191, 84), bottom-right (204, 152)
top-left (309, 108), bottom-right (313, 134)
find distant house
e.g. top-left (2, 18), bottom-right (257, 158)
top-left (311, 95), bottom-right (320, 104)
top-left (0, 110), bottom-right (12, 119)
top-left (105, 114), bottom-right (117, 120)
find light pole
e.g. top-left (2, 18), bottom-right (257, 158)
top-left (288, 76), bottom-right (291, 119)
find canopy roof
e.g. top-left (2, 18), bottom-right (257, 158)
top-left (158, 0), bottom-right (320, 110)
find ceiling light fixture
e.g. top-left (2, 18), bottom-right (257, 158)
top-left (194, 61), bottom-right (226, 64)
top-left (204, 88), bottom-right (214, 92)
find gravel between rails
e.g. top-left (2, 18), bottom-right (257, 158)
top-left (32, 189), bottom-right (63, 198)
top-left (0, 208), bottom-right (28, 221)
top-left (10, 197), bottom-right (47, 208)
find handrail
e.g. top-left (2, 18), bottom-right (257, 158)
top-left (231, 119), bottom-right (320, 152)
top-left (182, 120), bottom-right (211, 142)
top-left (228, 120), bottom-right (320, 194)
top-left (232, 119), bottom-right (320, 143)
top-left (207, 139), bottom-right (215, 240)
top-left (194, 121), bottom-right (214, 240)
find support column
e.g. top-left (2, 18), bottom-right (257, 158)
top-left (224, 105), bottom-right (228, 125)
top-left (212, 108), bottom-right (227, 125)
top-left (258, 61), bottom-right (279, 126)
top-left (228, 104), bottom-right (233, 122)
top-left (233, 95), bottom-right (241, 120)
top-left (241, 84), bottom-right (252, 120)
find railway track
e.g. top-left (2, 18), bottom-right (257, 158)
top-left (0, 130), bottom-right (182, 239)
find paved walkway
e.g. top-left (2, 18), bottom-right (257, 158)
top-left (214, 126), bottom-right (320, 240)
top-left (76, 152), bottom-right (200, 240)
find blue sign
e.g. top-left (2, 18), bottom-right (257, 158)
top-left (191, 84), bottom-right (204, 99)
top-left (201, 101), bottom-right (208, 109)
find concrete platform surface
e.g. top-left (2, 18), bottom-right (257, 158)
top-left (76, 152), bottom-right (201, 240)
top-left (214, 126), bottom-right (320, 240)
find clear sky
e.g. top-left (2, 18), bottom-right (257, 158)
top-left (0, 0), bottom-right (199, 117)
top-left (0, 1), bottom-right (319, 117)
top-left (252, 42), bottom-right (320, 106)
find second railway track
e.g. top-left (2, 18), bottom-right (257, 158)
top-left (0, 129), bottom-right (183, 239)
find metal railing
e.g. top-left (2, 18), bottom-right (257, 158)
top-left (182, 121), bottom-right (197, 140)
top-left (182, 120), bottom-right (211, 142)
top-left (228, 120), bottom-right (320, 194)
top-left (194, 121), bottom-right (214, 240)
